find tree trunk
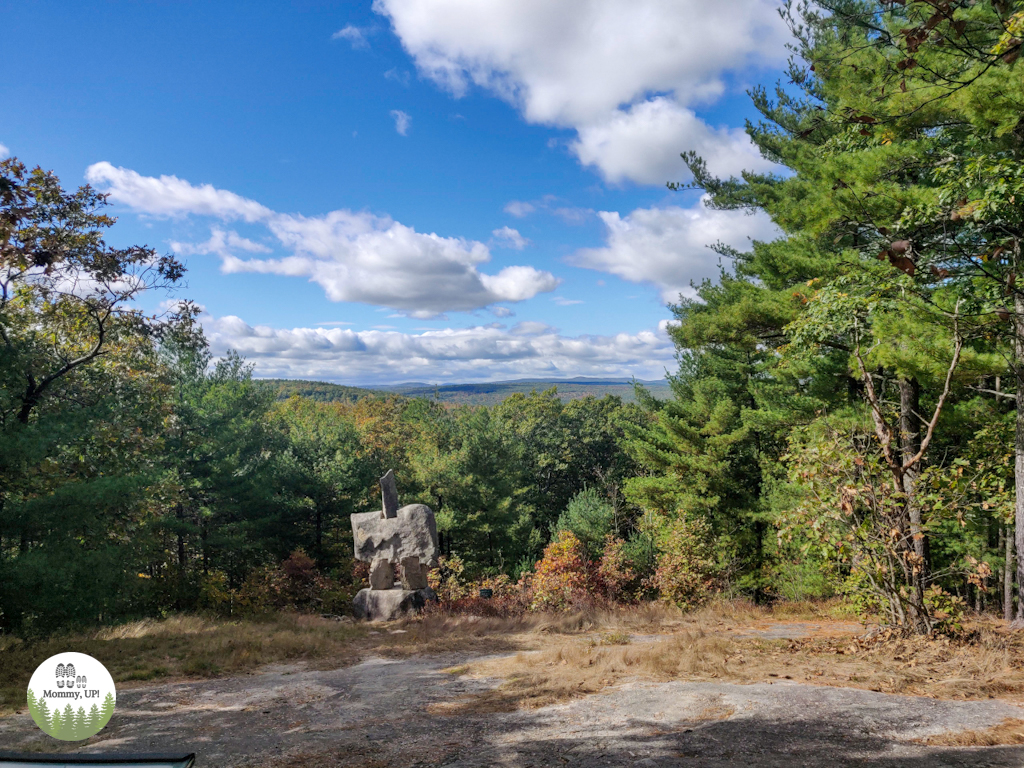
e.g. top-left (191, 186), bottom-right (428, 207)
top-left (899, 376), bottom-right (929, 631)
top-left (1015, 267), bottom-right (1024, 624)
top-left (900, 377), bottom-right (926, 577)
top-left (1005, 523), bottom-right (1015, 621)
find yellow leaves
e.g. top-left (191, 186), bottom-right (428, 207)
top-left (950, 200), bottom-right (980, 222)
top-left (992, 11), bottom-right (1023, 61)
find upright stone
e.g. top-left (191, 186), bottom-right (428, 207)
top-left (380, 469), bottom-right (399, 519)
top-left (400, 556), bottom-right (428, 590)
top-left (369, 557), bottom-right (395, 590)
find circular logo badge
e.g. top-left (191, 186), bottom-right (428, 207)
top-left (27, 653), bottom-right (116, 741)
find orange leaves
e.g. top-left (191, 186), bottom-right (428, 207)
top-left (530, 531), bottom-right (599, 611)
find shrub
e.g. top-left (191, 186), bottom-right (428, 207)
top-left (232, 550), bottom-right (350, 616)
top-left (598, 535), bottom-right (640, 603)
top-left (529, 531), bottom-right (600, 611)
top-left (352, 560), bottom-right (370, 587)
top-left (197, 571), bottom-right (231, 611)
top-left (426, 590), bottom-right (532, 618)
top-left (553, 488), bottom-right (616, 558)
top-left (652, 516), bottom-right (720, 610)
top-left (479, 573), bottom-right (514, 598)
top-left (428, 555), bottom-right (472, 603)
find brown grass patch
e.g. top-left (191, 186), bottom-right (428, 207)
top-left (5, 598), bottom-right (1020, 722)
top-left (430, 604), bottom-right (1024, 713)
top-left (916, 718), bottom-right (1024, 746)
top-left (0, 613), bottom-right (368, 714)
top-left (434, 629), bottom-right (734, 713)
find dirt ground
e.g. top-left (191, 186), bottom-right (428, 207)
top-left (4, 620), bottom-right (1024, 768)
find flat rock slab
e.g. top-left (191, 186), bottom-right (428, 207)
top-left (350, 504), bottom-right (438, 565)
top-left (3, 654), bottom-right (1024, 767)
top-left (352, 587), bottom-right (436, 621)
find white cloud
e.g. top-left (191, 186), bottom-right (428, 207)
top-left (571, 97), bottom-right (777, 185)
top-left (570, 195), bottom-right (780, 302)
top-left (491, 226), bottom-right (529, 250)
top-left (504, 200), bottom-right (535, 218)
top-left (158, 298), bottom-right (207, 314)
top-left (332, 24), bottom-right (370, 49)
top-left (169, 228), bottom-right (271, 258)
top-left (373, 0), bottom-right (786, 185)
top-left (86, 162), bottom-right (272, 222)
top-left (205, 314), bottom-right (675, 383)
top-left (390, 109), bottom-right (411, 135)
top-left (504, 196), bottom-right (591, 225)
top-left (87, 162), bottom-right (559, 316)
top-left (552, 296), bottom-right (583, 306)
top-left (0, 143), bottom-right (9, 160)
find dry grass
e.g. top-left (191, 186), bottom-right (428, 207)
top-left (4, 598), bottom-right (1022, 721)
top-left (426, 602), bottom-right (1024, 714)
top-left (432, 629), bottom-right (735, 713)
top-left (0, 613), bottom-right (368, 714)
top-left (916, 718), bottom-right (1024, 746)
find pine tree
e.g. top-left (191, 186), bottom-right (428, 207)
top-left (35, 696), bottom-right (50, 734)
top-left (61, 704), bottom-right (75, 740)
top-left (74, 706), bottom-right (87, 739)
top-left (86, 703), bottom-right (101, 736)
top-left (49, 707), bottom-right (62, 737)
top-left (26, 688), bottom-right (38, 723)
top-left (98, 692), bottom-right (115, 731)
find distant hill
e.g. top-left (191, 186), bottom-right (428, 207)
top-left (260, 376), bottom-right (672, 406)
top-left (261, 379), bottom-right (382, 403)
top-left (378, 377), bottom-right (671, 406)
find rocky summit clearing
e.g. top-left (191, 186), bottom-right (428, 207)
top-left (4, 607), bottom-right (1024, 767)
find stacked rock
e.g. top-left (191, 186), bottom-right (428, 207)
top-left (350, 470), bottom-right (439, 621)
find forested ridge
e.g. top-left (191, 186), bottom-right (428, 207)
top-left (2, 0), bottom-right (1024, 637)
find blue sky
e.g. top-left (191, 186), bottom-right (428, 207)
top-left (1, 0), bottom-right (787, 385)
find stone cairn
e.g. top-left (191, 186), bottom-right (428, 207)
top-left (350, 469), bottom-right (439, 621)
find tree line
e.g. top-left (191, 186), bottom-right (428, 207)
top-left (3, 0), bottom-right (1024, 636)
top-left (0, 171), bottom-right (650, 632)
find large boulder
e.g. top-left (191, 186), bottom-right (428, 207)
top-left (351, 503), bottom-right (439, 566)
top-left (353, 587), bottom-right (437, 621)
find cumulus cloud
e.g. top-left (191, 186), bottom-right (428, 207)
top-left (390, 109), bottom-right (412, 135)
top-left (204, 314), bottom-right (675, 383)
top-left (87, 162), bottom-right (559, 316)
top-left (332, 24), bottom-right (371, 49)
top-left (571, 97), bottom-right (777, 185)
top-left (491, 226), bottom-right (529, 249)
top-left (373, 0), bottom-right (786, 185)
top-left (570, 196), bottom-right (780, 302)
top-left (86, 162), bottom-right (272, 222)
top-left (170, 228), bottom-right (271, 258)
